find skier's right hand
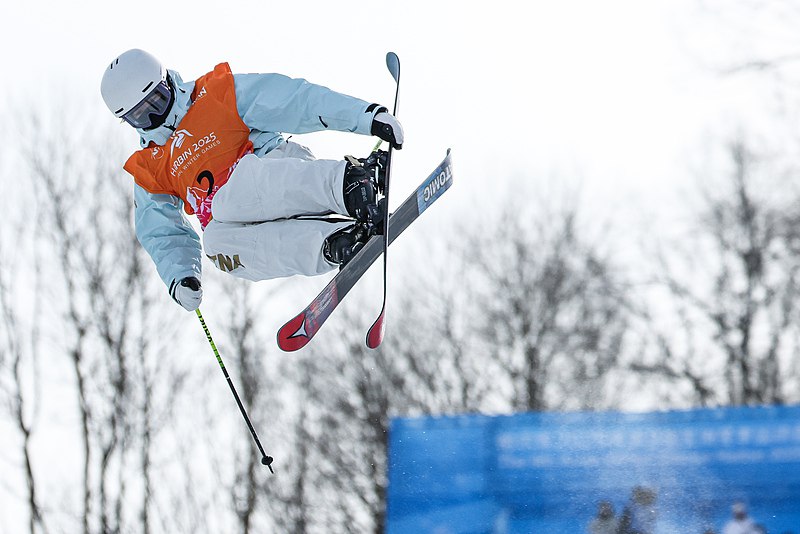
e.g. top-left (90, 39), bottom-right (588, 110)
top-left (170, 277), bottom-right (203, 311)
top-left (371, 110), bottom-right (404, 149)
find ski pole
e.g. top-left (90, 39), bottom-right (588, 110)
top-left (195, 308), bottom-right (274, 473)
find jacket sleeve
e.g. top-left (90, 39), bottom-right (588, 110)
top-left (233, 72), bottom-right (382, 136)
top-left (134, 184), bottom-right (202, 291)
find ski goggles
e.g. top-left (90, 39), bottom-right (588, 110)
top-left (121, 79), bottom-right (174, 130)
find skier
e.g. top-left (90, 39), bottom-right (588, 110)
top-left (100, 49), bottom-right (403, 312)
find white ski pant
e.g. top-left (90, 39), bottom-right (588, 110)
top-left (203, 141), bottom-right (352, 281)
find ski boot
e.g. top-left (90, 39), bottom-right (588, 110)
top-left (358, 149), bottom-right (388, 195)
top-left (323, 223), bottom-right (371, 268)
top-left (342, 150), bottom-right (388, 228)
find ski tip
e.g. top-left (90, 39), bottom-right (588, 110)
top-left (386, 52), bottom-right (400, 82)
top-left (277, 312), bottom-right (312, 352)
top-left (366, 310), bottom-right (386, 349)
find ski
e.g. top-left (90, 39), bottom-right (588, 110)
top-left (366, 51), bottom-right (401, 349)
top-left (276, 149), bottom-right (453, 352)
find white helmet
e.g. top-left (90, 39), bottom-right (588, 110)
top-left (101, 49), bottom-right (174, 130)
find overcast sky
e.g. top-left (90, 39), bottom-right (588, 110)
top-left (3, 0), bottom-right (779, 232)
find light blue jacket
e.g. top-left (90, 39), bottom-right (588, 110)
top-left (130, 67), bottom-right (382, 291)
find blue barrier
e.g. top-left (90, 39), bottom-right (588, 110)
top-left (387, 405), bottom-right (800, 533)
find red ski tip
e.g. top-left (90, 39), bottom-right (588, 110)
top-left (366, 311), bottom-right (386, 349)
top-left (277, 312), bottom-right (311, 352)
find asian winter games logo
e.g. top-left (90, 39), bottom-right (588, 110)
top-left (170, 129), bottom-right (193, 157)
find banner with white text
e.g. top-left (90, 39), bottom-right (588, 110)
top-left (387, 405), bottom-right (800, 533)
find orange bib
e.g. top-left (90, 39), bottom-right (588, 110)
top-left (124, 63), bottom-right (253, 228)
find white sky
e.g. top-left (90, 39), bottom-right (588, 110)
top-left (2, 0), bottom-right (774, 230)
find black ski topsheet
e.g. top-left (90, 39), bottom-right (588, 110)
top-left (277, 149), bottom-right (453, 352)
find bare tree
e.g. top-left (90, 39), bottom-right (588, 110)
top-left (463, 196), bottom-right (631, 412)
top-left (290, 324), bottom-right (393, 534)
top-left (216, 279), bottom-right (285, 534)
top-left (0, 240), bottom-right (47, 534)
top-left (697, 0), bottom-right (800, 77)
top-left (265, 353), bottom-right (322, 534)
top-left (635, 138), bottom-right (800, 406)
top-left (20, 107), bottom-right (194, 534)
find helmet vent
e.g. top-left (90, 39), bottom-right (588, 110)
top-left (142, 81), bottom-right (154, 93)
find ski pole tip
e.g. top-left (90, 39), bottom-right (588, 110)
top-left (262, 455), bottom-right (275, 473)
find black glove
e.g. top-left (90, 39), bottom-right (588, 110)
top-left (169, 277), bottom-right (203, 311)
top-left (371, 107), bottom-right (404, 149)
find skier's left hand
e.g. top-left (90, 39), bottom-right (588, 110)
top-left (371, 110), bottom-right (404, 149)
